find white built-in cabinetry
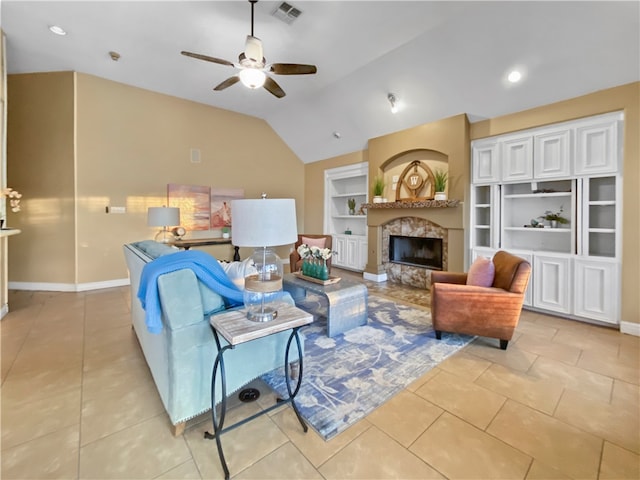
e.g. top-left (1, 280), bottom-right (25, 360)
top-left (470, 111), bottom-right (623, 325)
top-left (324, 162), bottom-right (368, 271)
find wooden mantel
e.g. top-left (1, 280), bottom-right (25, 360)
top-left (363, 200), bottom-right (466, 276)
top-left (363, 199), bottom-right (460, 209)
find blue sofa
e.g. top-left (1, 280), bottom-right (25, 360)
top-left (123, 240), bottom-right (298, 435)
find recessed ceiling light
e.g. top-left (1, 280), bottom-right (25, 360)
top-left (508, 70), bottom-right (522, 83)
top-left (48, 25), bottom-right (67, 36)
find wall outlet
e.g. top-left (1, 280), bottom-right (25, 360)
top-left (107, 206), bottom-right (126, 214)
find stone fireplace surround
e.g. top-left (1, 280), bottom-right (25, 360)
top-left (364, 202), bottom-right (465, 290)
top-left (383, 217), bottom-right (448, 290)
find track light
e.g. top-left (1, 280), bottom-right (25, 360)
top-left (388, 93), bottom-right (398, 113)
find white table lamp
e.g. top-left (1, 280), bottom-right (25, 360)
top-left (231, 196), bottom-right (298, 322)
top-left (148, 206), bottom-right (180, 243)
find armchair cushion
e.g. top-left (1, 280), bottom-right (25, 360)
top-left (301, 236), bottom-right (327, 248)
top-left (466, 256), bottom-right (495, 287)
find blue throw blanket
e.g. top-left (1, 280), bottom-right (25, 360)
top-left (138, 250), bottom-right (245, 334)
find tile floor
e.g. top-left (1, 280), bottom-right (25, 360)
top-left (1, 268), bottom-right (639, 479)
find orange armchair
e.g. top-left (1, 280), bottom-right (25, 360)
top-left (289, 234), bottom-right (333, 273)
top-left (430, 251), bottom-right (531, 350)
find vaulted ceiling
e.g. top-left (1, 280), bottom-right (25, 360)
top-left (2, 1), bottom-right (639, 163)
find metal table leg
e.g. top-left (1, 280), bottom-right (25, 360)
top-left (205, 326), bottom-right (307, 479)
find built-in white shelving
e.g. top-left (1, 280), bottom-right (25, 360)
top-left (470, 111), bottom-right (623, 325)
top-left (324, 162), bottom-right (368, 271)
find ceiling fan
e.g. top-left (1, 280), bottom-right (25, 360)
top-left (181, 0), bottom-right (317, 98)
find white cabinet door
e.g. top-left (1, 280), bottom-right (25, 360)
top-left (575, 119), bottom-right (619, 175)
top-left (333, 235), bottom-right (347, 268)
top-left (472, 140), bottom-right (500, 183)
top-left (533, 254), bottom-right (571, 314)
top-left (510, 250), bottom-right (533, 307)
top-left (534, 128), bottom-right (571, 179)
top-left (574, 258), bottom-right (618, 324)
top-left (333, 234), bottom-right (366, 271)
top-left (345, 235), bottom-right (360, 268)
top-left (501, 136), bottom-right (533, 182)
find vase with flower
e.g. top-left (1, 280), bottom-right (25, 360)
top-left (1, 187), bottom-right (22, 229)
top-left (297, 243), bottom-right (332, 280)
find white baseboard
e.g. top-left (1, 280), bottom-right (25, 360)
top-left (363, 271), bottom-right (388, 283)
top-left (1, 303), bottom-right (8, 319)
top-left (8, 278), bottom-right (130, 292)
top-left (620, 321), bottom-right (640, 337)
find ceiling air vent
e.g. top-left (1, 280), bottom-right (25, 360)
top-left (272, 2), bottom-right (302, 24)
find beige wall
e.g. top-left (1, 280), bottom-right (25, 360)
top-left (7, 72), bottom-right (305, 285)
top-left (7, 72), bottom-right (76, 284)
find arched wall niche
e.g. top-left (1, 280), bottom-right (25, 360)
top-left (383, 148), bottom-right (449, 201)
top-left (380, 149), bottom-right (449, 201)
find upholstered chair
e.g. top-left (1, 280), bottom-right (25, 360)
top-left (289, 234), bottom-right (333, 273)
top-left (430, 250), bottom-right (531, 350)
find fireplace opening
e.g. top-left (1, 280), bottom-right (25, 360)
top-left (389, 235), bottom-right (443, 270)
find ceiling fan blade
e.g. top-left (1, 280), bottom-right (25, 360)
top-left (181, 51), bottom-right (234, 67)
top-left (263, 76), bottom-right (286, 98)
top-left (269, 63), bottom-right (317, 75)
top-left (214, 76), bottom-right (241, 91)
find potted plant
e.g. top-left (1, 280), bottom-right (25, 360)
top-left (221, 225), bottom-right (231, 238)
top-left (433, 169), bottom-right (448, 201)
top-left (539, 206), bottom-right (569, 228)
top-left (347, 197), bottom-right (356, 215)
top-left (372, 176), bottom-right (385, 203)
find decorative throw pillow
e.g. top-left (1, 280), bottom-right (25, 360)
top-left (218, 258), bottom-right (258, 289)
top-left (466, 256), bottom-right (495, 287)
top-left (301, 236), bottom-right (326, 248)
top-left (132, 240), bottom-right (178, 259)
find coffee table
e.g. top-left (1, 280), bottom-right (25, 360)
top-left (282, 273), bottom-right (368, 337)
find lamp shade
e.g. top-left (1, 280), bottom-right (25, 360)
top-left (231, 199), bottom-right (297, 247)
top-left (147, 207), bottom-right (180, 227)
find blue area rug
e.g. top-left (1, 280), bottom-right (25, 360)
top-left (261, 295), bottom-right (474, 440)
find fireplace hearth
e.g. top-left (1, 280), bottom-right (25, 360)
top-left (389, 235), bottom-right (443, 270)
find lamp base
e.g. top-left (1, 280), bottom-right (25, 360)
top-left (154, 229), bottom-right (172, 243)
top-left (246, 306), bottom-right (278, 323)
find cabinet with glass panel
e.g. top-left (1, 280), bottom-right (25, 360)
top-left (470, 112), bottom-right (622, 325)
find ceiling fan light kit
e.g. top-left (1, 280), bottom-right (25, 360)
top-left (181, 0), bottom-right (316, 98)
top-left (239, 68), bottom-right (266, 89)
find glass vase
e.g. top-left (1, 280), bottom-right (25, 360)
top-left (319, 260), bottom-right (329, 281)
top-left (310, 259), bottom-right (319, 278)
